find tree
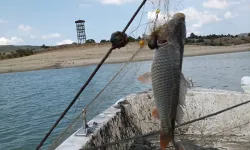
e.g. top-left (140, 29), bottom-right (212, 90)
top-left (41, 44), bottom-right (50, 49)
top-left (248, 33), bottom-right (250, 36)
top-left (128, 36), bottom-right (136, 42)
top-left (72, 42), bottom-right (77, 45)
top-left (137, 36), bottom-right (142, 41)
top-left (100, 39), bottom-right (109, 43)
top-left (190, 33), bottom-right (196, 39)
top-left (86, 39), bottom-right (95, 43)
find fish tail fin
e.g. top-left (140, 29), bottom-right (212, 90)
top-left (160, 132), bottom-right (172, 150)
top-left (174, 141), bottom-right (186, 150)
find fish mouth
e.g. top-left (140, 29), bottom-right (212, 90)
top-left (168, 13), bottom-right (186, 39)
top-left (173, 13), bottom-right (185, 21)
top-left (160, 13), bottom-right (186, 39)
top-left (147, 13), bottom-right (186, 49)
top-left (157, 39), bottom-right (168, 44)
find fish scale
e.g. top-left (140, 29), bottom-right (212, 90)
top-left (136, 13), bottom-right (189, 149)
top-left (151, 42), bottom-right (181, 134)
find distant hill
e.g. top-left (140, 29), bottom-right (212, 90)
top-left (238, 33), bottom-right (249, 37)
top-left (0, 45), bottom-right (50, 60)
top-left (0, 45), bottom-right (41, 52)
top-left (1, 32), bottom-right (250, 60)
top-left (186, 32), bottom-right (250, 46)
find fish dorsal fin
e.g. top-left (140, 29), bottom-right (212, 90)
top-left (137, 72), bottom-right (152, 84)
top-left (176, 73), bottom-right (190, 125)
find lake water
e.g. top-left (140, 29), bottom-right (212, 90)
top-left (0, 51), bottom-right (249, 150)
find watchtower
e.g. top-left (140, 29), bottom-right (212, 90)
top-left (75, 20), bottom-right (86, 44)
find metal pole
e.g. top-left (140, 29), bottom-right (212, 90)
top-left (82, 109), bottom-right (87, 130)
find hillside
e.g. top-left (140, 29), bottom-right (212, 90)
top-left (0, 45), bottom-right (41, 52)
top-left (0, 43), bottom-right (249, 74)
top-left (186, 33), bottom-right (250, 46)
top-left (0, 33), bottom-right (249, 61)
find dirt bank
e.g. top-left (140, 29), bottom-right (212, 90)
top-left (0, 43), bottom-right (249, 74)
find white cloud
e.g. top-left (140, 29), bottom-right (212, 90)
top-left (180, 7), bottom-right (221, 28)
top-left (56, 39), bottom-right (73, 45)
top-left (98, 0), bottom-right (134, 5)
top-left (0, 37), bottom-right (23, 45)
top-left (192, 24), bottom-right (202, 28)
top-left (202, 0), bottom-right (246, 9)
top-left (202, 0), bottom-right (229, 9)
top-left (147, 7), bottom-right (221, 29)
top-left (42, 33), bottom-right (61, 39)
top-left (147, 11), bottom-right (169, 22)
top-left (224, 11), bottom-right (238, 19)
top-left (0, 18), bottom-right (8, 24)
top-left (18, 24), bottom-right (32, 31)
top-left (30, 35), bottom-right (36, 39)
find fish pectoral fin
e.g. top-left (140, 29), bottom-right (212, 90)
top-left (152, 107), bottom-right (160, 119)
top-left (160, 132), bottom-right (172, 150)
top-left (137, 72), bottom-right (152, 84)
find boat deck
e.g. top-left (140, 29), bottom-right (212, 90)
top-left (56, 88), bottom-right (250, 150)
top-left (129, 134), bottom-right (250, 150)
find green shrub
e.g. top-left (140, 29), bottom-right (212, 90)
top-left (128, 36), bottom-right (136, 42)
top-left (219, 42), bottom-right (224, 46)
top-left (16, 49), bottom-right (34, 57)
top-left (41, 44), bottom-right (50, 49)
top-left (100, 39), bottom-right (109, 43)
top-left (11, 51), bottom-right (18, 58)
top-left (86, 39), bottom-right (95, 43)
top-left (197, 39), bottom-right (204, 42)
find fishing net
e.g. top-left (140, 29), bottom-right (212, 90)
top-left (45, 1), bottom-right (174, 149)
top-left (44, 1), bottom-right (250, 150)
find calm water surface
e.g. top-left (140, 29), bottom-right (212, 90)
top-left (0, 51), bottom-right (249, 150)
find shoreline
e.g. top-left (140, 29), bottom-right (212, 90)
top-left (0, 43), bottom-right (249, 74)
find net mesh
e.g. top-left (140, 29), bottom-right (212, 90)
top-left (46, 1), bottom-right (183, 149)
top-left (44, 1), bottom-right (250, 150)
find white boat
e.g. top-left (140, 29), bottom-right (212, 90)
top-left (241, 76), bottom-right (250, 94)
top-left (55, 78), bottom-right (250, 150)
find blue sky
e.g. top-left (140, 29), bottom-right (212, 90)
top-left (0, 0), bottom-right (249, 46)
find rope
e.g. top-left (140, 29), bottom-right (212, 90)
top-left (83, 99), bottom-right (250, 150)
top-left (35, 1), bottom-right (148, 149)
